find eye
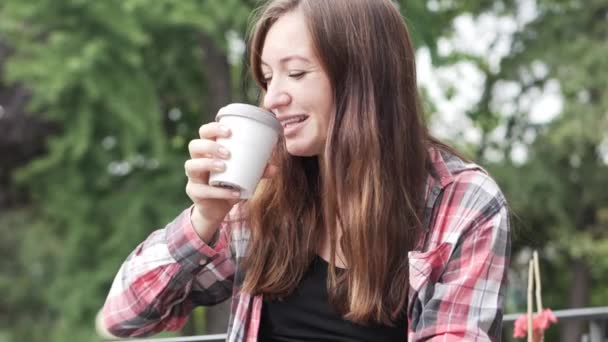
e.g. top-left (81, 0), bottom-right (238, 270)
top-left (288, 71), bottom-right (306, 79)
top-left (262, 75), bottom-right (272, 84)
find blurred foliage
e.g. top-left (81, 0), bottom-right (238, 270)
top-left (0, 0), bottom-right (606, 341)
top-left (462, 0), bottom-right (608, 339)
top-left (0, 0), bottom-right (256, 340)
top-left (485, 0), bottom-right (608, 298)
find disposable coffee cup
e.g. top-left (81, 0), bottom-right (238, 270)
top-left (208, 103), bottom-right (282, 199)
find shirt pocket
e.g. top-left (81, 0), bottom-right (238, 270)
top-left (408, 242), bottom-right (452, 293)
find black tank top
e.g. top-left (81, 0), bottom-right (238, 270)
top-left (258, 255), bottom-right (407, 341)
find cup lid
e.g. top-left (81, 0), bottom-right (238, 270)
top-left (216, 103), bottom-right (283, 134)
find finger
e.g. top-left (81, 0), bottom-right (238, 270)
top-left (199, 122), bottom-right (231, 140)
top-left (188, 139), bottom-right (231, 159)
top-left (186, 182), bottom-right (241, 200)
top-left (261, 164), bottom-right (278, 179)
top-left (184, 158), bottom-right (226, 181)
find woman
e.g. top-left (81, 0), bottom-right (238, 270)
top-left (102, 0), bottom-right (511, 341)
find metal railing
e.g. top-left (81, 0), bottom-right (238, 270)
top-left (108, 306), bottom-right (608, 342)
top-left (503, 306), bottom-right (608, 342)
top-left (110, 334), bottom-right (226, 342)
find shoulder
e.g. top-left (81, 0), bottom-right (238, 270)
top-left (425, 148), bottom-right (510, 247)
top-left (431, 146), bottom-right (507, 212)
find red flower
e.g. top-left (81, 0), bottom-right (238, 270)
top-left (513, 309), bottom-right (558, 341)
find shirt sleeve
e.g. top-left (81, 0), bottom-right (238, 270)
top-left (410, 172), bottom-right (511, 341)
top-left (101, 206), bottom-right (236, 338)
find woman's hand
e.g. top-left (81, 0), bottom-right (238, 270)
top-left (185, 122), bottom-right (276, 242)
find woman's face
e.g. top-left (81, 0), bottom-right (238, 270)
top-left (261, 9), bottom-right (333, 157)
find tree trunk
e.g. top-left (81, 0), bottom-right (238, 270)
top-left (199, 31), bottom-right (232, 120)
top-left (0, 39), bottom-right (60, 209)
top-left (560, 259), bottom-right (590, 342)
top-left (198, 31), bottom-right (232, 335)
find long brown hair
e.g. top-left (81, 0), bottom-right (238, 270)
top-left (243, 0), bottom-right (439, 325)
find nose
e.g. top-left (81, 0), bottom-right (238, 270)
top-left (263, 80), bottom-right (291, 113)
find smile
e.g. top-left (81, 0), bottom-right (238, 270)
top-left (280, 114), bottom-right (309, 128)
top-left (279, 114), bottom-right (310, 137)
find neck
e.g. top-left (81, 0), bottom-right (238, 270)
top-left (317, 154), bottom-right (326, 183)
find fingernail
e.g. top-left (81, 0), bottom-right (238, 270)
top-left (231, 191), bottom-right (241, 197)
top-left (218, 146), bottom-right (230, 158)
top-left (213, 161), bottom-right (225, 171)
top-left (220, 126), bottom-right (230, 134)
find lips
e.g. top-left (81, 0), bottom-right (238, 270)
top-left (278, 114), bottom-right (309, 128)
top-left (277, 114), bottom-right (310, 137)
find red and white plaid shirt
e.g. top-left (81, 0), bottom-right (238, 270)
top-left (102, 147), bottom-right (511, 341)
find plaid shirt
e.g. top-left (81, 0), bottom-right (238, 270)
top-left (102, 147), bottom-right (511, 341)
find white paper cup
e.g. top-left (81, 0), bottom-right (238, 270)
top-left (208, 103), bottom-right (282, 199)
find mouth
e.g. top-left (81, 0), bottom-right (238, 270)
top-left (279, 114), bottom-right (309, 129)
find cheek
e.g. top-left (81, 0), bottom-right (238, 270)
top-left (320, 95), bottom-right (333, 129)
top-left (320, 83), bottom-right (333, 123)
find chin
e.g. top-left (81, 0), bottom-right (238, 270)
top-left (285, 140), bottom-right (323, 157)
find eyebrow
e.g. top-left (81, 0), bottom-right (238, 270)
top-left (260, 55), bottom-right (312, 67)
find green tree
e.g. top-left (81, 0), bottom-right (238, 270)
top-left (452, 1), bottom-right (608, 340)
top-left (0, 0), bottom-right (256, 340)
